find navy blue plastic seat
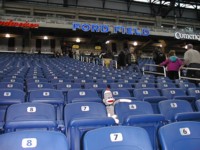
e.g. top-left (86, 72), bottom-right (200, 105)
top-left (159, 100), bottom-right (200, 122)
top-left (5, 103), bottom-right (58, 132)
top-left (29, 89), bottom-right (64, 120)
top-left (133, 88), bottom-right (167, 113)
top-left (27, 83), bottom-right (54, 92)
top-left (157, 82), bottom-right (176, 89)
top-left (162, 88), bottom-right (196, 103)
top-left (178, 82), bottom-right (196, 90)
top-left (187, 88), bottom-right (200, 100)
top-left (134, 83), bottom-right (156, 88)
top-left (0, 130), bottom-right (69, 150)
top-left (67, 89), bottom-right (101, 103)
top-left (115, 101), bottom-right (165, 149)
top-left (64, 102), bottom-right (115, 150)
top-left (159, 121), bottom-right (200, 150)
top-left (0, 82), bottom-right (24, 91)
top-left (84, 126), bottom-right (153, 150)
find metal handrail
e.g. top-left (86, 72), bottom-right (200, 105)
top-left (179, 67), bottom-right (200, 81)
top-left (142, 64), bottom-right (166, 77)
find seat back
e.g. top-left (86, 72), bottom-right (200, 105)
top-left (83, 126), bottom-right (153, 150)
top-left (27, 83), bottom-right (54, 92)
top-left (0, 89), bottom-right (25, 104)
top-left (67, 89), bottom-right (101, 103)
top-left (133, 88), bottom-right (160, 101)
top-left (5, 103), bottom-right (57, 132)
top-left (64, 102), bottom-right (115, 150)
top-left (0, 130), bottom-right (69, 150)
top-left (159, 100), bottom-right (193, 122)
top-left (159, 121), bottom-right (200, 150)
top-left (0, 82), bottom-right (24, 91)
top-left (161, 88), bottom-right (186, 99)
top-left (114, 101), bottom-right (154, 124)
top-left (188, 88), bottom-right (200, 100)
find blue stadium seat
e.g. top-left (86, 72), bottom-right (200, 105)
top-left (115, 101), bottom-right (165, 149)
top-left (64, 102), bottom-right (115, 150)
top-left (187, 88), bottom-right (200, 100)
top-left (29, 89), bottom-right (64, 120)
top-left (0, 82), bottom-right (24, 91)
top-left (161, 88), bottom-right (196, 103)
top-left (159, 121), bottom-right (200, 150)
top-left (104, 89), bottom-right (136, 101)
top-left (2, 78), bottom-right (24, 83)
top-left (133, 88), bottom-right (167, 113)
top-left (56, 83), bottom-right (82, 92)
top-left (178, 82), bottom-right (196, 90)
top-left (5, 103), bottom-right (58, 132)
top-left (157, 83), bottom-right (177, 89)
top-left (159, 100), bottom-right (200, 122)
top-left (27, 83), bottom-right (54, 92)
top-left (67, 89), bottom-right (101, 103)
top-left (0, 89), bottom-right (25, 104)
top-left (134, 83), bottom-right (156, 88)
top-left (0, 130), bottom-right (69, 150)
top-left (26, 78), bottom-right (48, 84)
top-left (83, 126), bottom-right (153, 150)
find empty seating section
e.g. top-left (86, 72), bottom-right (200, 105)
top-left (0, 53), bottom-right (200, 150)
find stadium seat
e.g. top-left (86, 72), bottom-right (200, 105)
top-left (5, 103), bottom-right (58, 132)
top-left (115, 101), bottom-right (165, 149)
top-left (178, 82), bottom-right (196, 90)
top-left (0, 82), bottom-right (24, 91)
top-left (157, 83), bottom-right (176, 89)
top-left (161, 88), bottom-right (196, 103)
top-left (27, 83), bottom-right (54, 92)
top-left (64, 102), bottom-right (115, 150)
top-left (134, 83), bottom-right (156, 88)
top-left (29, 89), bottom-right (64, 120)
top-left (56, 83), bottom-right (82, 92)
top-left (159, 100), bottom-right (200, 122)
top-left (133, 88), bottom-right (167, 113)
top-left (104, 89), bottom-right (136, 101)
top-left (26, 78), bottom-right (48, 84)
top-left (67, 89), bottom-right (101, 103)
top-left (0, 130), bottom-right (69, 150)
top-left (187, 88), bottom-right (200, 100)
top-left (159, 121), bottom-right (200, 150)
top-left (83, 126), bottom-right (153, 150)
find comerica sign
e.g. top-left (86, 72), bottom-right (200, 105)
top-left (0, 20), bottom-right (39, 28)
top-left (72, 22), bottom-right (150, 36)
top-left (175, 32), bottom-right (200, 41)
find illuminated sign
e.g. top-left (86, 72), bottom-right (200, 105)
top-left (175, 32), bottom-right (200, 41)
top-left (72, 45), bottom-right (79, 49)
top-left (95, 46), bottom-right (101, 50)
top-left (72, 22), bottom-right (150, 36)
top-left (0, 20), bottom-right (39, 28)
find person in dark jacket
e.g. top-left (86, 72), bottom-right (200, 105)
top-left (126, 46), bottom-right (139, 72)
top-left (117, 50), bottom-right (126, 69)
top-left (153, 47), bottom-right (166, 74)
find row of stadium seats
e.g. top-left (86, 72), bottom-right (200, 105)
top-left (1, 100), bottom-right (200, 150)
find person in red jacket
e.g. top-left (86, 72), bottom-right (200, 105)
top-left (160, 50), bottom-right (183, 80)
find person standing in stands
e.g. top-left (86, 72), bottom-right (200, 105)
top-left (126, 46), bottom-right (139, 72)
top-left (117, 50), bottom-right (126, 69)
top-left (153, 47), bottom-right (166, 74)
top-left (160, 50), bottom-right (183, 80)
top-left (183, 44), bottom-right (200, 84)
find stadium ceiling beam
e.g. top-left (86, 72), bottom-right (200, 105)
top-left (127, 0), bottom-right (132, 12)
top-left (63, 0), bottom-right (68, 7)
top-left (102, 0), bottom-right (106, 9)
top-left (161, 0), bottom-right (176, 18)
